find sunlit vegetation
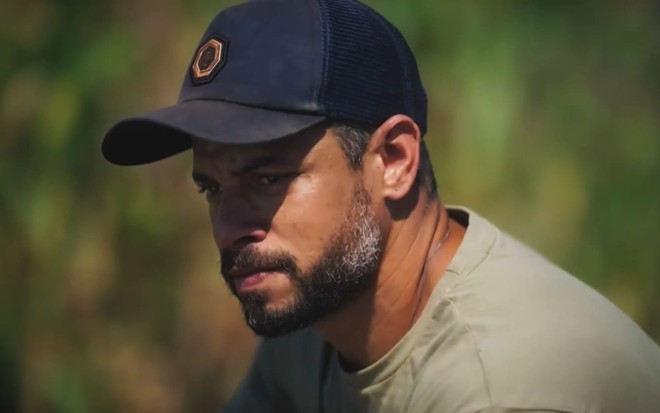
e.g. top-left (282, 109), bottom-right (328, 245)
top-left (1, 0), bottom-right (658, 411)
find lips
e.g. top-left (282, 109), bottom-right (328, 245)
top-left (226, 267), bottom-right (279, 293)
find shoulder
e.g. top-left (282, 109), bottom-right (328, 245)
top-left (412, 208), bottom-right (660, 412)
top-left (254, 327), bottom-right (330, 382)
top-left (224, 328), bottom-right (331, 413)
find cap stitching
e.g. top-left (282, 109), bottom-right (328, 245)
top-left (315, 0), bottom-right (330, 115)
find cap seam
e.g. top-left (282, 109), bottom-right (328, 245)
top-left (315, 0), bottom-right (330, 115)
top-left (307, 0), bottom-right (324, 108)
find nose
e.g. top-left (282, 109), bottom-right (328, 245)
top-left (210, 196), bottom-right (268, 251)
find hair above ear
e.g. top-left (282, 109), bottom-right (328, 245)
top-left (331, 116), bottom-right (437, 199)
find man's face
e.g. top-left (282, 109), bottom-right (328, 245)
top-left (192, 125), bottom-right (384, 337)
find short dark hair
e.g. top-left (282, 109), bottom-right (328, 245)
top-left (330, 121), bottom-right (438, 198)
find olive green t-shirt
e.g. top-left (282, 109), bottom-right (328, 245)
top-left (224, 207), bottom-right (660, 413)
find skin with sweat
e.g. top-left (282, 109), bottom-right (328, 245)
top-left (192, 115), bottom-right (466, 370)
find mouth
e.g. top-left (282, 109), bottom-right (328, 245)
top-left (226, 267), bottom-right (280, 293)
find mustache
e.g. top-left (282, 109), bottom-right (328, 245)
top-left (221, 245), bottom-right (299, 276)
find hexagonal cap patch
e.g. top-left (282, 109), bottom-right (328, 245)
top-left (191, 37), bottom-right (227, 85)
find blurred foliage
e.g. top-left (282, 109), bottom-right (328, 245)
top-left (1, 0), bottom-right (658, 411)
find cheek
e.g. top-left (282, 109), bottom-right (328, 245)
top-left (208, 203), bottom-right (221, 242)
top-left (272, 178), bottom-right (352, 256)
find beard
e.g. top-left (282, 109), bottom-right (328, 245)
top-left (220, 183), bottom-right (383, 337)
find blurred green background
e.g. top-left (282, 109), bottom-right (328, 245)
top-left (1, 0), bottom-right (658, 411)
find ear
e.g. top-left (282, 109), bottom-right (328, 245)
top-left (371, 115), bottom-right (421, 201)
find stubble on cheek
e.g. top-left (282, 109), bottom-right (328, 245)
top-left (219, 180), bottom-right (383, 337)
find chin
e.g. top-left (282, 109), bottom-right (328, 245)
top-left (239, 292), bottom-right (318, 337)
top-left (261, 297), bottom-right (299, 314)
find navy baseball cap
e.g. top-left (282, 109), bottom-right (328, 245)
top-left (102, 0), bottom-right (427, 165)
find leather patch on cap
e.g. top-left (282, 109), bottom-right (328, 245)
top-left (191, 36), bottom-right (227, 85)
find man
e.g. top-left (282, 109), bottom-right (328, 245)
top-left (102, 0), bottom-right (660, 411)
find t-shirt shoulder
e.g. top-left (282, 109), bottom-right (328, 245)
top-left (431, 208), bottom-right (660, 412)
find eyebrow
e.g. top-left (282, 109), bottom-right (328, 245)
top-left (192, 171), bottom-right (212, 183)
top-left (232, 155), bottom-right (290, 175)
top-left (192, 155), bottom-right (290, 183)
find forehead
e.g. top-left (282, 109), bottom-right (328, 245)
top-left (192, 124), bottom-right (337, 169)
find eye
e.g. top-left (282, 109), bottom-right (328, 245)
top-left (257, 175), bottom-right (283, 186)
top-left (197, 184), bottom-right (222, 197)
top-left (254, 173), bottom-right (296, 194)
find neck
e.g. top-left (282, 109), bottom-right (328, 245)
top-left (313, 201), bottom-right (466, 371)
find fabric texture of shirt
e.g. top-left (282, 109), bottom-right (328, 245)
top-left (224, 207), bottom-right (660, 413)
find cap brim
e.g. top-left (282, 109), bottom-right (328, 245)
top-left (102, 99), bottom-right (326, 165)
